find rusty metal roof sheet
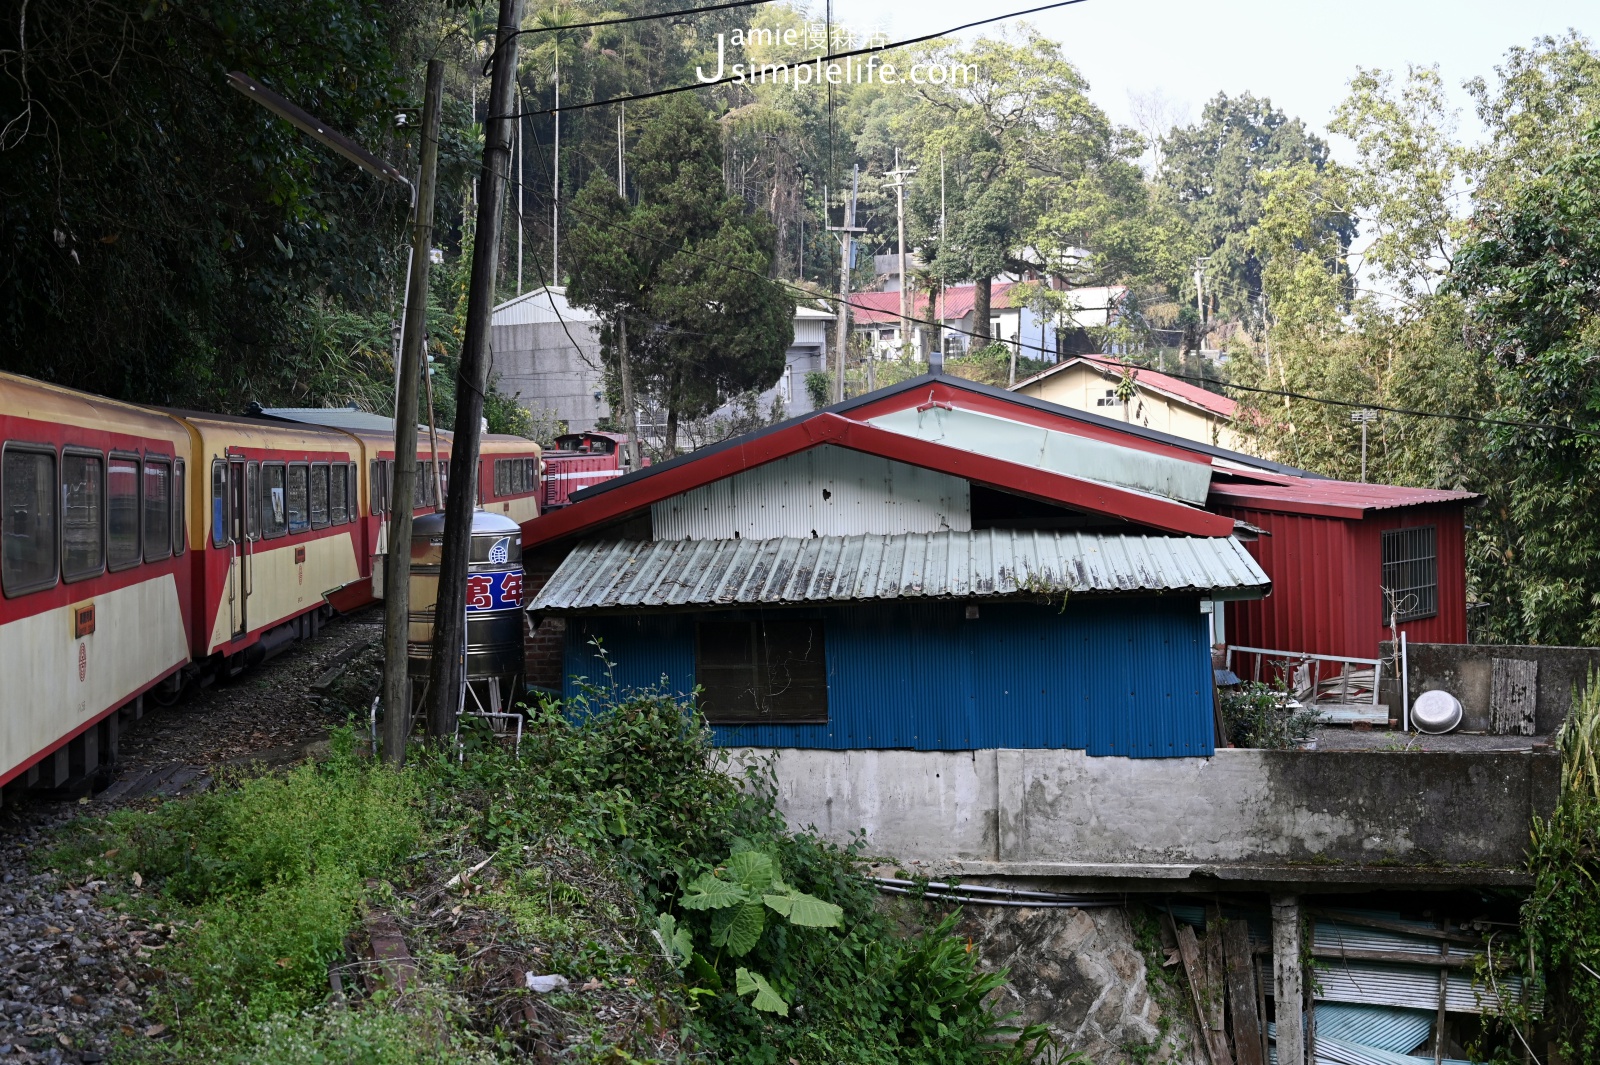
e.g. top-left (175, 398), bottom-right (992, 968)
top-left (531, 530), bottom-right (1270, 611)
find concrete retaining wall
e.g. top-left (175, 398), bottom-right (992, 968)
top-left (1381, 641), bottom-right (1600, 734)
top-left (727, 746), bottom-right (1559, 885)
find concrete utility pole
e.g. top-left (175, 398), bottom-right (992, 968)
top-left (827, 166), bottom-right (865, 403)
top-left (551, 48), bottom-right (560, 284)
top-left (1351, 408), bottom-right (1377, 482)
top-left (613, 104), bottom-right (640, 468)
top-left (223, 65), bottom-right (439, 767)
top-left (426, 0), bottom-right (523, 739)
top-left (885, 150), bottom-right (918, 362)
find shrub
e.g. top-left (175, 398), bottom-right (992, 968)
top-left (1217, 681), bottom-right (1318, 749)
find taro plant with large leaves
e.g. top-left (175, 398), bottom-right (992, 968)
top-left (655, 846), bottom-right (843, 1016)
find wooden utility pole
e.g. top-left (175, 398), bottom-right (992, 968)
top-left (222, 69), bottom-right (434, 766)
top-left (382, 60), bottom-right (443, 765)
top-left (426, 0), bottom-right (523, 738)
top-left (827, 165), bottom-right (865, 403)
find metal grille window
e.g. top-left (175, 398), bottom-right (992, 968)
top-left (1382, 526), bottom-right (1438, 622)
top-left (695, 619), bottom-right (828, 725)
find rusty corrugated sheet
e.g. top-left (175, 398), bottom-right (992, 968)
top-left (532, 529), bottom-right (1270, 611)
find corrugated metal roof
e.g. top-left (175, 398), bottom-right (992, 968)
top-left (531, 530), bottom-right (1270, 611)
top-left (1210, 478), bottom-right (1478, 515)
top-left (258, 407), bottom-right (452, 437)
top-left (869, 405), bottom-right (1213, 504)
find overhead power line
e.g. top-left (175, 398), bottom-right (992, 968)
top-left (502, 0), bottom-right (1092, 117)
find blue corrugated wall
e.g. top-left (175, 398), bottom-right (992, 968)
top-left (560, 598), bottom-right (1215, 757)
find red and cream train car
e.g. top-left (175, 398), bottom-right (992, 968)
top-left (0, 374), bottom-right (192, 791)
top-left (2, 377), bottom-right (543, 796)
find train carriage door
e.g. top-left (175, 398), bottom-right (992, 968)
top-left (228, 458), bottom-right (247, 638)
top-left (245, 461), bottom-right (260, 623)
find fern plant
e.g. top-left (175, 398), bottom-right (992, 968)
top-left (655, 846), bottom-right (843, 1016)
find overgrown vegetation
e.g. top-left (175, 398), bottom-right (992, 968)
top-left (1479, 675), bottom-right (1600, 1063)
top-left (51, 686), bottom-right (1049, 1063)
top-left (1217, 681), bottom-right (1319, 750)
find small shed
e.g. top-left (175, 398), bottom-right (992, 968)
top-left (1210, 477), bottom-right (1478, 661)
top-left (524, 375), bottom-right (1280, 758)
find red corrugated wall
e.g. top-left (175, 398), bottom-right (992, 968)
top-left (1220, 502), bottom-right (1467, 660)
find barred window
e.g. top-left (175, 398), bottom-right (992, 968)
top-left (1382, 526), bottom-right (1437, 622)
top-left (695, 619), bottom-right (828, 725)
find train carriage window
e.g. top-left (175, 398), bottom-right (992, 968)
top-left (172, 459), bottom-right (186, 556)
top-left (62, 450), bottom-right (105, 582)
top-left (310, 464), bottom-right (330, 529)
top-left (109, 454), bottom-right (141, 569)
top-left (246, 462), bottom-right (260, 541)
top-left (2, 446), bottom-right (58, 596)
top-left (210, 460), bottom-right (228, 548)
top-left (414, 462), bottom-right (431, 508)
top-left (286, 464), bottom-right (309, 534)
top-left (526, 458), bottom-right (536, 492)
top-left (330, 462), bottom-right (348, 524)
top-left (494, 459), bottom-right (506, 497)
top-left (262, 464), bottom-right (287, 538)
top-left (370, 460), bottom-right (387, 515)
top-left (142, 458), bottom-right (172, 562)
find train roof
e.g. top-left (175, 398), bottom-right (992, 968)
top-left (0, 370), bottom-right (188, 442)
top-left (160, 406), bottom-right (363, 453)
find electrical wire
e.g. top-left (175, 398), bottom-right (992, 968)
top-left (502, 0), bottom-right (1092, 118)
top-left (484, 122), bottom-right (1599, 444)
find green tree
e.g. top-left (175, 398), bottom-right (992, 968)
top-left (1159, 93), bottom-right (1353, 322)
top-left (1452, 123), bottom-right (1600, 644)
top-left (895, 32), bottom-right (1150, 343)
top-left (0, 0), bottom-right (417, 407)
top-left (565, 95), bottom-right (794, 453)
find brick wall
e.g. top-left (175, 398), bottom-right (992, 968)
top-left (524, 548), bottom-right (569, 692)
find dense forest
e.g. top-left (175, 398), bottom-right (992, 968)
top-left (4, 5), bottom-right (1600, 642)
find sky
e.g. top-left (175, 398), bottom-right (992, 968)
top-left (829, 0), bottom-right (1598, 156)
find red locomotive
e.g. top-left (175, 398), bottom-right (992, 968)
top-left (540, 431), bottom-right (647, 510)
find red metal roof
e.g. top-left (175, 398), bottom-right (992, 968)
top-left (847, 283), bottom-right (1019, 325)
top-left (1209, 478), bottom-right (1479, 519)
top-left (523, 411), bottom-right (1236, 547)
top-left (1015, 355), bottom-right (1238, 418)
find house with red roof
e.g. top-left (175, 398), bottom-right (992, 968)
top-left (522, 372), bottom-right (1475, 748)
top-left (849, 283), bottom-right (1127, 364)
top-left (1013, 353), bottom-right (1241, 450)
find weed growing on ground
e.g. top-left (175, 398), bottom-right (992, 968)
top-left (50, 728), bottom-right (421, 1053)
